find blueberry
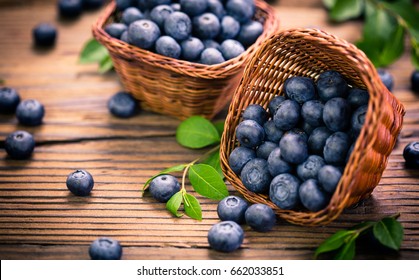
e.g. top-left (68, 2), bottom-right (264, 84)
top-left (235, 119), bottom-right (264, 148)
top-left (0, 87), bottom-right (20, 114)
top-left (193, 13), bottom-right (221, 40)
top-left (150, 5), bottom-right (173, 29)
top-left (4, 131), bottom-right (35, 160)
top-left (200, 48), bottom-right (225, 65)
top-left (347, 88), bottom-right (369, 109)
top-left (120, 31), bottom-right (129, 43)
top-left (279, 131), bottom-right (308, 164)
top-left (226, 0), bottom-right (255, 23)
top-left (220, 39), bottom-right (245, 60)
top-left (240, 158), bottom-right (271, 193)
top-left (237, 20), bottom-right (263, 47)
top-left (242, 104), bottom-right (268, 125)
top-left (411, 70), bottom-right (419, 93)
top-left (263, 120), bottom-right (284, 143)
top-left (105, 23), bottom-right (128, 39)
top-left (273, 99), bottom-right (300, 131)
top-left (284, 76), bottom-right (316, 104)
top-left (147, 0), bottom-right (172, 9)
top-left (171, 3), bottom-right (181, 11)
top-left (32, 23), bottom-right (57, 47)
top-left (269, 173), bottom-right (300, 210)
top-left (346, 143), bottom-right (354, 163)
top-left (155, 35), bottom-right (182, 58)
top-left (115, 0), bottom-right (134, 11)
top-left (149, 174), bottom-right (181, 202)
top-left (323, 132), bottom-right (351, 165)
top-left (58, 0), bottom-right (83, 18)
top-left (245, 203), bottom-right (276, 232)
top-left (256, 141), bottom-right (277, 160)
top-left (180, 0), bottom-right (208, 16)
top-left (229, 146), bottom-right (256, 175)
top-left (164, 12), bottom-right (192, 41)
top-left (89, 237), bottom-right (122, 260)
top-left (297, 155), bottom-right (325, 181)
top-left (181, 37), bottom-right (205, 61)
top-left (267, 95), bottom-right (286, 115)
top-left (66, 169), bottom-right (94, 196)
top-left (301, 121), bottom-right (315, 136)
top-left (267, 147), bottom-right (293, 177)
top-left (16, 99), bottom-right (45, 126)
top-left (136, 0), bottom-right (148, 11)
top-left (289, 127), bottom-right (308, 141)
top-left (351, 105), bottom-right (367, 136)
top-left (207, 0), bottom-right (226, 19)
top-left (128, 20), bottom-right (160, 49)
top-left (307, 126), bottom-right (332, 155)
top-left (403, 141), bottom-right (419, 168)
top-left (108, 92), bottom-right (139, 118)
top-left (218, 16), bottom-right (240, 40)
top-left (318, 165), bottom-right (342, 193)
top-left (202, 39), bottom-right (221, 51)
top-left (316, 70), bottom-right (348, 101)
top-left (207, 221), bottom-right (244, 252)
top-left (299, 179), bottom-right (329, 212)
top-left (82, 0), bottom-right (104, 10)
top-left (301, 100), bottom-right (324, 127)
top-left (323, 97), bottom-right (351, 132)
top-left (217, 195), bottom-right (249, 224)
top-left (378, 68), bottom-right (394, 92)
top-left (122, 7), bottom-right (144, 25)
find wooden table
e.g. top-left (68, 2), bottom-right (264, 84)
top-left (0, 0), bottom-right (418, 260)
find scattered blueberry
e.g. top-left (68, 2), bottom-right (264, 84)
top-left (318, 165), bottom-right (342, 193)
top-left (237, 20), bottom-right (263, 47)
top-left (180, 0), bottom-right (208, 17)
top-left (181, 37), bottom-right (205, 61)
top-left (16, 99), bottom-right (45, 126)
top-left (267, 147), bottom-right (293, 177)
top-left (193, 13), bottom-right (221, 40)
top-left (0, 87), bottom-right (20, 114)
top-left (217, 195), bottom-right (249, 224)
top-left (299, 179), bottom-right (329, 212)
top-left (273, 99), bottom-right (300, 131)
top-left (279, 131), bottom-right (308, 164)
top-left (323, 97), bottom-right (351, 132)
top-left (66, 169), bottom-right (94, 196)
top-left (297, 155), bottom-right (325, 181)
top-left (316, 70), bottom-right (348, 101)
top-left (347, 88), bottom-right (369, 109)
top-left (235, 119), bottom-right (264, 148)
top-left (323, 132), bottom-right (351, 165)
top-left (220, 39), bottom-right (245, 60)
top-left (164, 12), bottom-right (192, 41)
top-left (218, 15), bottom-right (240, 41)
top-left (89, 237), bottom-right (122, 260)
top-left (245, 203), bottom-right (276, 232)
top-left (200, 48), bottom-right (225, 65)
top-left (122, 7), bottom-right (144, 25)
top-left (155, 35), bottom-right (182, 59)
top-left (226, 0), bottom-right (255, 23)
top-left (240, 158), bottom-right (271, 193)
top-left (284, 76), bottom-right (316, 104)
top-left (378, 68), bottom-right (394, 92)
top-left (58, 0), bottom-right (83, 18)
top-left (256, 141), bottom-right (277, 160)
top-left (149, 174), bottom-right (181, 202)
top-left (307, 126), bottom-right (332, 155)
top-left (242, 104), bottom-right (268, 125)
top-left (207, 221), bottom-right (244, 252)
top-left (263, 120), bottom-right (284, 143)
top-left (4, 131), bottom-right (35, 160)
top-left (128, 20), bottom-right (160, 49)
top-left (32, 23), bottom-right (57, 47)
top-left (149, 5), bottom-right (173, 29)
top-left (268, 96), bottom-right (286, 115)
top-left (411, 70), bottom-right (419, 93)
top-left (301, 100), bottom-right (324, 127)
top-left (269, 173), bottom-right (300, 210)
top-left (107, 92), bottom-right (139, 118)
top-left (403, 141), bottom-right (419, 168)
top-left (105, 23), bottom-right (128, 39)
top-left (228, 146), bottom-right (256, 175)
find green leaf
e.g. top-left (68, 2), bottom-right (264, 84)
top-left (378, 22), bottom-right (405, 66)
top-left (329, 0), bottom-right (363, 22)
top-left (334, 235), bottom-right (357, 260)
top-left (381, 1), bottom-right (419, 29)
top-left (323, 0), bottom-right (337, 9)
top-left (176, 116), bottom-right (220, 149)
top-left (213, 120), bottom-right (225, 138)
top-left (373, 217), bottom-right (404, 250)
top-left (166, 191), bottom-right (183, 218)
top-left (143, 164), bottom-right (187, 190)
top-left (412, 46), bottom-right (419, 70)
top-left (201, 150), bottom-right (224, 178)
top-left (314, 230), bottom-right (356, 259)
top-left (183, 193), bottom-right (202, 220)
top-left (99, 55), bottom-right (114, 73)
top-left (188, 164), bottom-right (228, 200)
top-left (79, 38), bottom-right (109, 64)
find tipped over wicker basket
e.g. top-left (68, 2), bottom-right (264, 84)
top-left (220, 28), bottom-right (405, 226)
top-left (92, 1), bottom-right (280, 120)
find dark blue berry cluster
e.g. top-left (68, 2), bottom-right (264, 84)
top-left (105, 0), bottom-right (263, 65)
top-left (229, 70), bottom-right (371, 212)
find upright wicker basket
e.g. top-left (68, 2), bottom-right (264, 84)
top-left (92, 1), bottom-right (280, 120)
top-left (220, 28), bottom-right (405, 226)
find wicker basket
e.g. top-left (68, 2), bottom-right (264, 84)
top-left (92, 1), bottom-right (280, 120)
top-left (220, 28), bottom-right (405, 226)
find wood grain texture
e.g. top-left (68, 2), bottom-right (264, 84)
top-left (0, 0), bottom-right (418, 260)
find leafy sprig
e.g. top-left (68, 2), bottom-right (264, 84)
top-left (324, 0), bottom-right (419, 69)
top-left (143, 116), bottom-right (228, 220)
top-left (79, 38), bottom-right (113, 73)
top-left (315, 214), bottom-right (404, 259)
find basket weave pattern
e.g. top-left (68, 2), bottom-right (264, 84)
top-left (220, 28), bottom-right (405, 226)
top-left (92, 1), bottom-right (280, 120)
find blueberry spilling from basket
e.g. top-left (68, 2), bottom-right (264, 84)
top-left (229, 70), bottom-right (370, 212)
top-left (105, 0), bottom-right (264, 65)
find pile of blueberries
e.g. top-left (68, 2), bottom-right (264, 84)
top-left (104, 0), bottom-right (264, 64)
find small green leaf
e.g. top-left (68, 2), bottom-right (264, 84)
top-left (201, 150), bottom-right (224, 178)
top-left (143, 164), bottom-right (187, 190)
top-left (99, 55), bottom-right (114, 73)
top-left (373, 217), bottom-right (404, 250)
top-left (188, 164), bottom-right (228, 200)
top-left (323, 0), bottom-right (337, 9)
top-left (329, 0), bottom-right (363, 22)
top-left (381, 1), bottom-right (419, 29)
top-left (334, 235), bottom-right (357, 260)
top-left (166, 191), bottom-right (183, 218)
top-left (183, 193), bottom-right (202, 220)
top-left (314, 230), bottom-right (356, 259)
top-left (79, 38), bottom-right (109, 64)
top-left (213, 120), bottom-right (225, 138)
top-left (378, 23), bottom-right (405, 66)
top-left (176, 116), bottom-right (220, 149)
